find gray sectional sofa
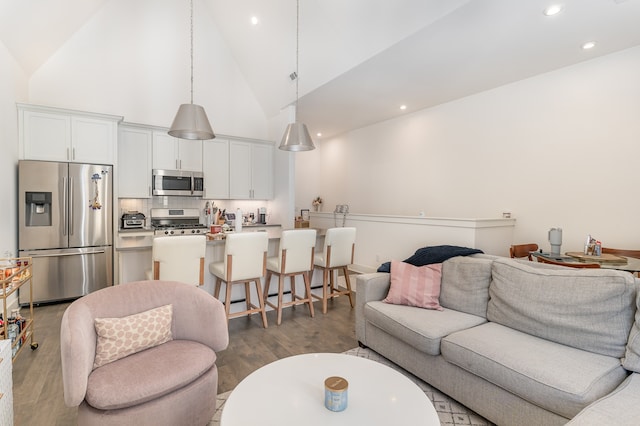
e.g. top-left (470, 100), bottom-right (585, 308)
top-left (355, 255), bottom-right (640, 425)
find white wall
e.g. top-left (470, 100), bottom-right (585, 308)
top-left (27, 0), bottom-right (269, 140)
top-left (0, 40), bottom-right (28, 309)
top-left (0, 41), bottom-right (28, 257)
top-left (297, 46), bottom-right (640, 253)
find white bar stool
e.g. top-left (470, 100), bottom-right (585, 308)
top-left (209, 232), bottom-right (269, 328)
top-left (312, 227), bottom-right (356, 314)
top-left (264, 229), bottom-right (317, 325)
top-left (146, 235), bottom-right (206, 286)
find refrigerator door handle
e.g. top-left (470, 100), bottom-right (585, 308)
top-left (69, 177), bottom-right (74, 235)
top-left (62, 176), bottom-right (68, 236)
top-left (27, 249), bottom-right (106, 258)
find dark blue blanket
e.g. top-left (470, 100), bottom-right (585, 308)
top-left (377, 245), bottom-right (484, 273)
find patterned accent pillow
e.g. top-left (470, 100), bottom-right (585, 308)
top-left (93, 304), bottom-right (173, 369)
top-left (384, 260), bottom-right (443, 310)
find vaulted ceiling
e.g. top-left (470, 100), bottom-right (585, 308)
top-left (1, 0), bottom-right (639, 139)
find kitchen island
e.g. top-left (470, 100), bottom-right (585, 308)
top-left (203, 226), bottom-right (329, 315)
top-left (116, 225), bottom-right (331, 317)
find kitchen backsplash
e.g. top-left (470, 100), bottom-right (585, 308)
top-left (118, 197), bottom-right (272, 225)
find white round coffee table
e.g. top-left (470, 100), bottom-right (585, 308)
top-left (221, 352), bottom-right (439, 425)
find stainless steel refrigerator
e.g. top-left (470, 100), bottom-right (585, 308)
top-left (18, 160), bottom-right (113, 304)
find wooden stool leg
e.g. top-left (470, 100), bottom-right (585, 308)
top-left (329, 268), bottom-right (336, 297)
top-left (303, 270), bottom-right (315, 318)
top-left (276, 273), bottom-right (285, 325)
top-left (263, 270), bottom-right (272, 302)
top-left (322, 268), bottom-right (329, 314)
top-left (289, 275), bottom-right (297, 302)
top-left (214, 278), bottom-right (222, 299)
top-left (224, 281), bottom-right (232, 320)
top-left (244, 281), bottom-right (252, 317)
top-left (343, 266), bottom-right (354, 308)
top-left (255, 279), bottom-right (268, 328)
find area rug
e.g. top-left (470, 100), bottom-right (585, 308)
top-left (209, 346), bottom-right (494, 425)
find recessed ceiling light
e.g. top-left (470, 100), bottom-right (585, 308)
top-left (582, 41), bottom-right (596, 50)
top-left (251, 16), bottom-right (259, 25)
top-left (316, 133), bottom-right (322, 137)
top-left (543, 4), bottom-right (563, 16)
top-left (400, 105), bottom-right (407, 110)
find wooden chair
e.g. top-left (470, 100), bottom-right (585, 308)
top-left (536, 256), bottom-right (600, 268)
top-left (602, 247), bottom-right (640, 276)
top-left (312, 227), bottom-right (356, 314)
top-left (602, 247), bottom-right (640, 259)
top-left (209, 232), bottom-right (269, 328)
top-left (147, 235), bottom-right (206, 285)
top-left (264, 229), bottom-right (317, 325)
top-left (509, 243), bottom-right (539, 261)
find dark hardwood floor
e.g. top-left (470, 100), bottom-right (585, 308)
top-left (12, 294), bottom-right (357, 425)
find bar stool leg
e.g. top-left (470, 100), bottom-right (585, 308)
top-left (289, 276), bottom-right (297, 303)
top-left (224, 281), bottom-right (232, 319)
top-left (214, 278), bottom-right (222, 299)
top-left (302, 271), bottom-right (315, 318)
top-left (244, 281), bottom-right (252, 317)
top-left (263, 270), bottom-right (272, 303)
top-left (322, 268), bottom-right (329, 314)
top-left (343, 266), bottom-right (354, 308)
top-left (255, 279), bottom-right (268, 328)
top-left (276, 273), bottom-right (285, 325)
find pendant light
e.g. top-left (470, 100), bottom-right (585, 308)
top-left (169, 0), bottom-right (215, 140)
top-left (279, 0), bottom-right (315, 151)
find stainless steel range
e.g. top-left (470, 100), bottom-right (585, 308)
top-left (150, 208), bottom-right (207, 236)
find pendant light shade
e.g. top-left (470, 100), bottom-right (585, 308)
top-left (169, 104), bottom-right (215, 140)
top-left (169, 0), bottom-right (215, 140)
top-left (279, 0), bottom-right (315, 151)
top-left (280, 122), bottom-right (315, 151)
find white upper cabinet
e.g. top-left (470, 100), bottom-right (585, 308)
top-left (118, 125), bottom-right (152, 198)
top-left (202, 139), bottom-right (229, 199)
top-left (152, 131), bottom-right (202, 172)
top-left (18, 104), bottom-right (121, 164)
top-left (229, 140), bottom-right (273, 199)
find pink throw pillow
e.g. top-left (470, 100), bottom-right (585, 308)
top-left (384, 260), bottom-right (443, 310)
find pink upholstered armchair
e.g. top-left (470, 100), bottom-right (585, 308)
top-left (60, 280), bottom-right (229, 426)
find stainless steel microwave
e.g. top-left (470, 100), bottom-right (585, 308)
top-left (152, 169), bottom-right (204, 197)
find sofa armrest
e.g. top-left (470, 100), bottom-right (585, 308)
top-left (566, 373), bottom-right (640, 425)
top-left (355, 272), bottom-right (390, 345)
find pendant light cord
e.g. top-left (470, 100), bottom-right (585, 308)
top-left (190, 0), bottom-right (194, 105)
top-left (295, 0), bottom-right (300, 115)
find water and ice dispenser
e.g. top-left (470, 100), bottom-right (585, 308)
top-left (25, 192), bottom-right (52, 227)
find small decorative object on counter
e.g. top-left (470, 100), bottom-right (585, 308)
top-left (584, 235), bottom-right (602, 256)
top-left (312, 196), bottom-right (323, 212)
top-left (324, 376), bottom-right (348, 412)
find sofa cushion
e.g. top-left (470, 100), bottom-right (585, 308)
top-left (487, 258), bottom-right (637, 358)
top-left (364, 301), bottom-right (486, 355)
top-left (440, 256), bottom-right (493, 318)
top-left (566, 373), bottom-right (640, 425)
top-left (622, 287), bottom-right (640, 372)
top-left (442, 322), bottom-right (628, 419)
top-left (383, 260), bottom-right (443, 310)
top-left (94, 304), bottom-right (173, 369)
top-left (86, 340), bottom-right (216, 410)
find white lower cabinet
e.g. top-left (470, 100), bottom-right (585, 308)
top-left (118, 249), bottom-right (152, 284)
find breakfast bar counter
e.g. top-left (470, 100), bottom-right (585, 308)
top-left (203, 227), bottom-right (327, 316)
